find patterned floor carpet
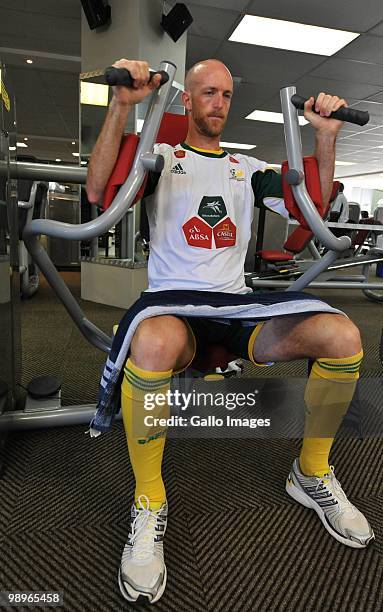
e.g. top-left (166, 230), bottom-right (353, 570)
top-left (0, 272), bottom-right (382, 611)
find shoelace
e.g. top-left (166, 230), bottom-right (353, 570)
top-left (316, 466), bottom-right (352, 508)
top-left (129, 495), bottom-right (166, 561)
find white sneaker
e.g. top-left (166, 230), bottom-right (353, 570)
top-left (286, 459), bottom-right (375, 549)
top-left (118, 495), bottom-right (168, 603)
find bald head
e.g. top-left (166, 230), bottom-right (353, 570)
top-left (185, 60), bottom-right (233, 93)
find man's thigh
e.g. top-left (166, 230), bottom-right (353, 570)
top-left (251, 312), bottom-right (359, 362)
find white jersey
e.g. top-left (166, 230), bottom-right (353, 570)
top-left (331, 192), bottom-right (349, 223)
top-left (144, 142), bottom-right (286, 294)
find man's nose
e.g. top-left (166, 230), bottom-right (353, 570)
top-left (212, 93), bottom-right (224, 108)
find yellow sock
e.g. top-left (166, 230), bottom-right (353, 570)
top-left (299, 350), bottom-right (363, 478)
top-left (121, 357), bottom-right (172, 510)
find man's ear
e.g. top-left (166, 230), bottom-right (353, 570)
top-left (182, 90), bottom-right (192, 113)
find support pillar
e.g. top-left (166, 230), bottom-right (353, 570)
top-left (80, 0), bottom-right (187, 304)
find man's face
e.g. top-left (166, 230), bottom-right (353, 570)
top-left (184, 68), bottom-right (233, 138)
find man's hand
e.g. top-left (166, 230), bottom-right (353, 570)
top-left (304, 92), bottom-right (347, 137)
top-left (111, 58), bottom-right (162, 107)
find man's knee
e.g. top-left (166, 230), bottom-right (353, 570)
top-left (305, 314), bottom-right (362, 359)
top-left (130, 316), bottom-right (192, 369)
top-left (322, 315), bottom-right (362, 357)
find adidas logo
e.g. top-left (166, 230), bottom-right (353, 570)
top-left (171, 163), bottom-right (186, 174)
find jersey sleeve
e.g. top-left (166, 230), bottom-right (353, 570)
top-left (142, 170), bottom-right (161, 198)
top-left (141, 142), bottom-right (173, 198)
top-left (251, 167), bottom-right (289, 219)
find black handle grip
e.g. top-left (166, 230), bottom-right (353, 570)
top-left (291, 94), bottom-right (369, 127)
top-left (104, 67), bottom-right (169, 88)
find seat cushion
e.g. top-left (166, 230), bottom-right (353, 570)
top-left (258, 249), bottom-right (294, 262)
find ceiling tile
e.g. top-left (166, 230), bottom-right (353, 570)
top-left (368, 22), bottom-right (383, 35)
top-left (228, 82), bottom-right (281, 118)
top-left (0, 9), bottom-right (80, 55)
top-left (365, 91), bottom-right (383, 103)
top-left (3, 0), bottom-right (383, 165)
top-left (0, 0), bottom-right (80, 19)
top-left (186, 35), bottom-right (221, 68)
top-left (312, 58), bottom-right (383, 86)
top-left (186, 0), bottom-right (249, 10)
top-left (295, 75), bottom-right (383, 100)
top-left (188, 5), bottom-right (240, 40)
top-left (337, 34), bottom-right (383, 63)
top-left (217, 42), bottom-right (324, 86)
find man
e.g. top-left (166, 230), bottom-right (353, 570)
top-left (329, 182), bottom-right (349, 223)
top-left (87, 59), bottom-right (374, 604)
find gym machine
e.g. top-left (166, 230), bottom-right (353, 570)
top-left (0, 60), bottom-right (372, 433)
top-left (247, 93), bottom-right (383, 302)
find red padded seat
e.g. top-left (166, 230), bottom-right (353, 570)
top-left (284, 227), bottom-right (314, 253)
top-left (258, 250), bottom-right (294, 262)
top-left (191, 345), bottom-right (237, 373)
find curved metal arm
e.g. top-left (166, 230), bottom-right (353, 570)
top-left (21, 60), bottom-right (177, 353)
top-left (280, 86), bottom-right (351, 253)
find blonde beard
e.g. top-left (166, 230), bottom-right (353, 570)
top-left (192, 112), bottom-right (227, 138)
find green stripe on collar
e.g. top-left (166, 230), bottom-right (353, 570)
top-left (181, 142), bottom-right (228, 158)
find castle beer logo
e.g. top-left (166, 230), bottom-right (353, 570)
top-left (229, 156), bottom-right (239, 164)
top-left (229, 168), bottom-right (245, 181)
top-left (198, 196), bottom-right (227, 227)
top-left (174, 150), bottom-right (186, 158)
top-left (182, 217), bottom-right (212, 249)
top-left (214, 218), bottom-right (236, 248)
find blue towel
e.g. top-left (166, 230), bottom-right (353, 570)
top-left (88, 289), bottom-right (343, 436)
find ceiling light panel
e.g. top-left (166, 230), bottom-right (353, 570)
top-left (220, 142), bottom-right (256, 149)
top-left (246, 110), bottom-right (309, 126)
top-left (229, 15), bottom-right (359, 56)
top-left (80, 82), bottom-right (109, 107)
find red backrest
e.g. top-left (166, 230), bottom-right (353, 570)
top-left (156, 112), bottom-right (189, 146)
top-left (284, 227), bottom-right (314, 253)
top-left (101, 112), bottom-right (189, 210)
top-left (281, 157), bottom-right (327, 230)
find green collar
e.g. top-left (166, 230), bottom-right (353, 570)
top-left (181, 142), bottom-right (228, 158)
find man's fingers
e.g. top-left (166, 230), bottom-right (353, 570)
top-left (148, 73), bottom-right (162, 90)
top-left (314, 92), bottom-right (347, 117)
top-left (111, 59), bottom-right (151, 89)
top-left (304, 96), bottom-right (315, 114)
top-left (315, 92), bottom-right (326, 113)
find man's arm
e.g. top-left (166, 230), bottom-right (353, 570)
top-left (86, 98), bottom-right (131, 204)
top-left (304, 93), bottom-right (347, 209)
top-left (86, 59), bottom-right (161, 205)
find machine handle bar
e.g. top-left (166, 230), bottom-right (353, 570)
top-left (291, 94), bottom-right (369, 126)
top-left (104, 66), bottom-right (169, 88)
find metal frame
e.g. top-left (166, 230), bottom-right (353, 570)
top-left (0, 60), bottom-right (176, 431)
top-left (0, 77), bottom-right (372, 432)
top-left (248, 85), bottom-right (383, 299)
